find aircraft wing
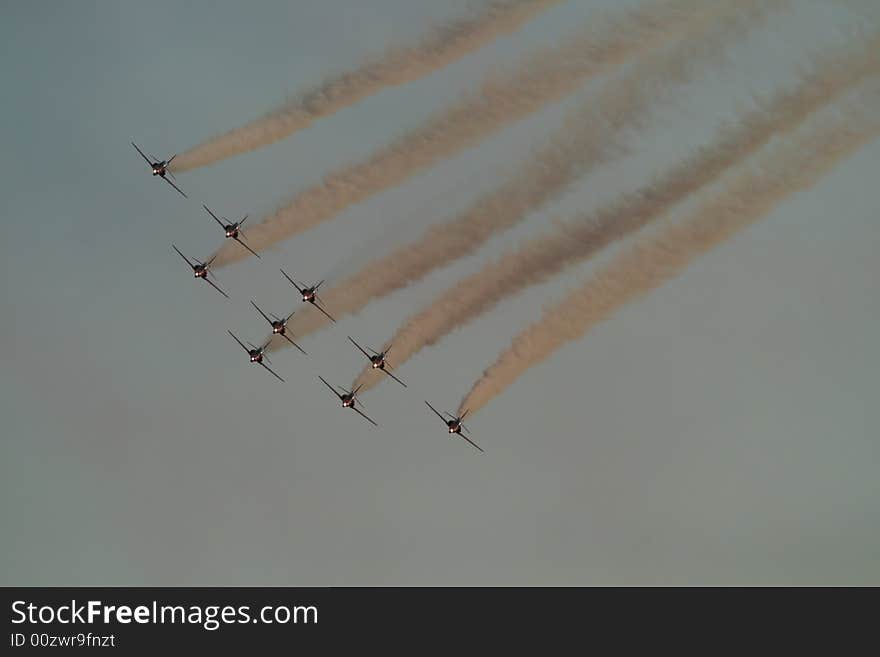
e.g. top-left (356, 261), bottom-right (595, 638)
top-left (204, 205), bottom-right (225, 228)
top-left (228, 331), bottom-right (249, 353)
top-left (204, 277), bottom-right (229, 298)
top-left (282, 333), bottom-right (308, 356)
top-left (348, 336), bottom-right (372, 359)
top-left (458, 432), bottom-right (484, 453)
top-left (250, 300), bottom-right (273, 325)
top-left (238, 214), bottom-right (249, 226)
top-left (162, 175), bottom-right (188, 198)
top-left (171, 244), bottom-right (193, 268)
top-left (131, 142), bottom-right (152, 166)
top-left (234, 236), bottom-right (261, 259)
top-left (260, 361), bottom-right (285, 383)
top-left (353, 407), bottom-right (378, 427)
top-left (318, 376), bottom-right (340, 399)
top-left (383, 369), bottom-right (407, 388)
top-left (311, 300), bottom-right (336, 323)
top-left (425, 401), bottom-right (447, 424)
top-left (280, 269), bottom-right (303, 293)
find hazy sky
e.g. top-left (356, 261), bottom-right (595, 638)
top-left (1, 0), bottom-right (878, 585)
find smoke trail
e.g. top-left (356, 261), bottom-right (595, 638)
top-left (458, 84), bottom-right (880, 415)
top-left (212, 0), bottom-right (720, 266)
top-left (352, 37), bottom-right (880, 391)
top-left (272, 0), bottom-right (776, 351)
top-left (171, 0), bottom-right (565, 172)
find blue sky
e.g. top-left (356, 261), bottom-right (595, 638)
top-left (1, 0), bottom-right (878, 584)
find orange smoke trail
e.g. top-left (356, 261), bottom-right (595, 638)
top-left (171, 0), bottom-right (566, 172)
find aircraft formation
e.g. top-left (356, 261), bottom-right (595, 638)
top-left (127, 0), bottom-right (880, 464)
top-left (133, 142), bottom-right (483, 453)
